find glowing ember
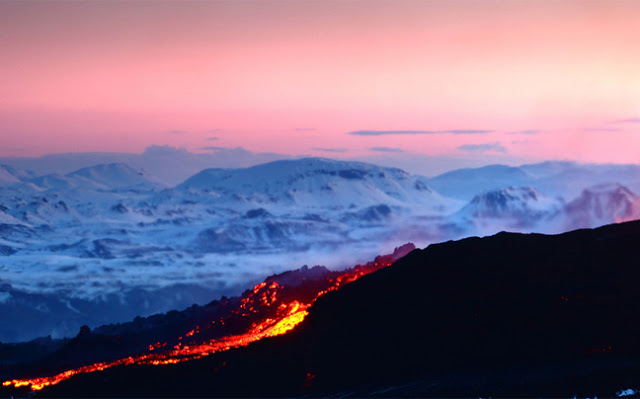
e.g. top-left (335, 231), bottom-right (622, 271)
top-left (2, 244), bottom-right (414, 392)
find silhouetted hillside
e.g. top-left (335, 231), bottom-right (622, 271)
top-left (14, 221), bottom-right (640, 397)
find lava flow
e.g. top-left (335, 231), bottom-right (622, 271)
top-left (2, 244), bottom-right (415, 392)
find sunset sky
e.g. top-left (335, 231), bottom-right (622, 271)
top-left (1, 0), bottom-right (639, 165)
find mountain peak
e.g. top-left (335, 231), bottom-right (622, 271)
top-left (453, 186), bottom-right (562, 230)
top-left (426, 164), bottom-right (534, 200)
top-left (583, 182), bottom-right (633, 196)
top-left (564, 183), bottom-right (640, 228)
top-left (468, 186), bottom-right (553, 207)
top-left (66, 163), bottom-right (161, 190)
top-left (176, 158), bottom-right (452, 213)
top-left (0, 164), bottom-right (35, 186)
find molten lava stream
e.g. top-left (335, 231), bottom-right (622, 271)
top-left (2, 245), bottom-right (411, 392)
top-left (2, 300), bottom-right (309, 391)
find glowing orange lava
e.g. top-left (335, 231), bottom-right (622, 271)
top-left (3, 298), bottom-right (310, 391)
top-left (2, 245), bottom-right (413, 392)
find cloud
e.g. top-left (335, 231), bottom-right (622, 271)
top-left (370, 146), bottom-right (405, 153)
top-left (167, 129), bottom-right (222, 135)
top-left (143, 145), bottom-right (190, 156)
top-left (507, 129), bottom-right (540, 135)
top-left (458, 142), bottom-right (507, 153)
top-left (584, 127), bottom-right (622, 132)
top-left (511, 140), bottom-right (531, 145)
top-left (206, 136), bottom-right (219, 141)
top-left (293, 128), bottom-right (317, 132)
top-left (312, 147), bottom-right (348, 153)
top-left (200, 146), bottom-right (225, 152)
top-left (612, 118), bottom-right (640, 124)
top-left (348, 129), bottom-right (493, 136)
top-left (443, 129), bottom-right (494, 134)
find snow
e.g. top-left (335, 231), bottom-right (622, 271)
top-left (0, 210), bottom-right (26, 225)
top-left (0, 165), bottom-right (23, 186)
top-left (2, 158), bottom-right (638, 302)
top-left (446, 186), bottom-right (564, 236)
top-left (617, 388), bottom-right (638, 397)
top-left (428, 161), bottom-right (640, 201)
top-left (0, 292), bottom-right (11, 304)
top-left (1, 156), bottom-right (640, 341)
top-left (178, 158), bottom-right (460, 214)
top-left (426, 164), bottom-right (535, 200)
top-left (0, 159), bottom-right (461, 301)
top-left (66, 163), bottom-right (165, 190)
top-left (563, 183), bottom-right (640, 229)
top-left (0, 145), bottom-right (293, 186)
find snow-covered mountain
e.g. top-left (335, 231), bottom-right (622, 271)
top-left (177, 158), bottom-right (458, 214)
top-left (159, 158), bottom-right (464, 255)
top-left (0, 209), bottom-right (25, 226)
top-left (426, 165), bottom-right (535, 201)
top-left (0, 165), bottom-right (35, 186)
top-left (28, 173), bottom-right (80, 191)
top-left (2, 156), bottom-right (640, 342)
top-left (427, 161), bottom-right (640, 201)
top-left (0, 158), bottom-right (465, 341)
top-left (448, 186), bottom-right (563, 235)
top-left (65, 163), bottom-right (164, 191)
top-left (458, 187), bottom-right (561, 220)
top-left (562, 183), bottom-right (640, 230)
top-left (9, 197), bottom-right (81, 226)
top-left (0, 146), bottom-right (292, 186)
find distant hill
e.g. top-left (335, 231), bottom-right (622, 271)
top-left (0, 146), bottom-right (292, 186)
top-left (178, 157), bottom-right (456, 213)
top-left (427, 161), bottom-right (640, 201)
top-left (563, 183), bottom-right (640, 230)
top-left (426, 164), bottom-right (535, 200)
top-left (450, 186), bottom-right (562, 233)
top-left (1, 155), bottom-right (640, 345)
top-left (0, 164), bottom-right (34, 186)
top-left (66, 163), bottom-right (162, 190)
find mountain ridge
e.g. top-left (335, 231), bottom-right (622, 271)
top-left (176, 157), bottom-right (455, 213)
top-left (17, 220), bottom-right (640, 398)
top-left (1, 156), bottom-right (639, 343)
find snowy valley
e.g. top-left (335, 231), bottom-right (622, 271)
top-left (1, 157), bottom-right (639, 342)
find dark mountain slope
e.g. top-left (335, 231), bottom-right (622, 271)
top-left (36, 220), bottom-right (640, 397)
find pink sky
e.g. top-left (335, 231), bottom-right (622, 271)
top-left (1, 0), bottom-right (639, 164)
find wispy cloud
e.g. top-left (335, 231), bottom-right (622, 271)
top-left (200, 146), bottom-right (225, 152)
top-left (443, 129), bottom-right (494, 134)
top-left (370, 146), bottom-right (405, 153)
top-left (293, 128), bottom-right (317, 132)
top-left (349, 130), bottom-right (430, 136)
top-left (206, 136), bottom-right (219, 141)
top-left (458, 142), bottom-right (507, 153)
top-left (584, 127), bottom-right (622, 132)
top-left (612, 118), bottom-right (640, 124)
top-left (312, 147), bottom-right (348, 153)
top-left (169, 130), bottom-right (188, 135)
top-left (348, 129), bottom-right (493, 136)
top-left (507, 129), bottom-right (540, 135)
